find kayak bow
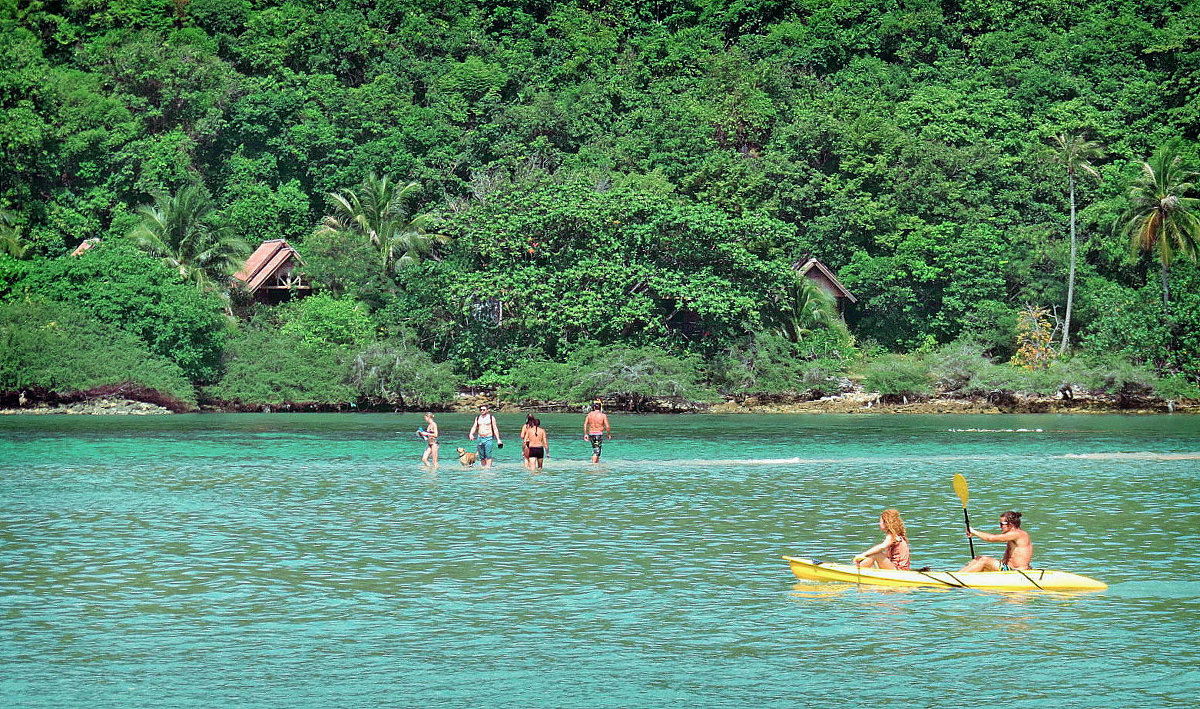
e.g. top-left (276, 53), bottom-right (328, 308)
top-left (783, 556), bottom-right (1106, 591)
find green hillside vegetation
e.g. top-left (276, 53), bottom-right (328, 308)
top-left (1, 1), bottom-right (1198, 410)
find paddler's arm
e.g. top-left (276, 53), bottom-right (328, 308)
top-left (968, 527), bottom-right (1020, 543)
top-left (853, 534), bottom-right (896, 561)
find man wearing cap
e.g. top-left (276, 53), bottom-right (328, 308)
top-left (583, 401), bottom-right (611, 463)
top-left (469, 404), bottom-right (502, 468)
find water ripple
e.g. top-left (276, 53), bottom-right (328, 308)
top-left (1, 413), bottom-right (1197, 708)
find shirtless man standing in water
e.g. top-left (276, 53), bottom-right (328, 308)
top-left (583, 401), bottom-right (611, 464)
top-left (469, 404), bottom-right (502, 468)
top-left (959, 510), bottom-right (1033, 571)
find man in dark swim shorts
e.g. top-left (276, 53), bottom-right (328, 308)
top-left (959, 511), bottom-right (1033, 572)
top-left (582, 401), bottom-right (611, 463)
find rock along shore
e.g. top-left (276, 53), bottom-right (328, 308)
top-left (1, 398), bottom-right (172, 415)
top-left (2, 392), bottom-right (1194, 416)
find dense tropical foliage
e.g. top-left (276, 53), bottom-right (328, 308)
top-left (1, 0), bottom-right (1198, 409)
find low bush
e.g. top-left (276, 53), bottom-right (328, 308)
top-left (12, 242), bottom-right (228, 382)
top-left (347, 341), bottom-right (460, 407)
top-left (1057, 356), bottom-right (1157, 403)
top-left (572, 346), bottom-right (719, 409)
top-left (0, 299), bottom-right (197, 408)
top-left (924, 341), bottom-right (994, 394)
top-left (203, 326), bottom-right (355, 406)
top-left (504, 344), bottom-right (718, 409)
top-left (860, 355), bottom-right (932, 401)
top-left (964, 362), bottom-right (1058, 402)
top-left (710, 332), bottom-right (849, 398)
top-left (1154, 375), bottom-right (1200, 404)
top-left (504, 357), bottom-right (575, 403)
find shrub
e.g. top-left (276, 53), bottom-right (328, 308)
top-left (1076, 279), bottom-right (1173, 370)
top-left (203, 326), bottom-right (355, 406)
top-left (710, 332), bottom-right (849, 398)
top-left (504, 358), bottom-right (575, 402)
top-left (0, 299), bottom-right (197, 408)
top-left (958, 300), bottom-right (1019, 360)
top-left (965, 363), bottom-right (1058, 400)
top-left (12, 241), bottom-right (227, 382)
top-left (1058, 357), bottom-right (1157, 402)
top-left (277, 292), bottom-right (375, 352)
top-left (347, 341), bottom-right (460, 407)
top-left (860, 355), bottom-right (932, 400)
top-left (1155, 375), bottom-right (1200, 404)
top-left (925, 341), bottom-right (993, 394)
top-left (569, 346), bottom-right (719, 408)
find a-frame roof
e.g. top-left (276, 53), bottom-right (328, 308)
top-left (233, 239), bottom-right (305, 293)
top-left (793, 256), bottom-right (857, 303)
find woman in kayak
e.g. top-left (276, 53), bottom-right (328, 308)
top-left (853, 509), bottom-right (911, 570)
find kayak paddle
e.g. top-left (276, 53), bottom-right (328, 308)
top-left (953, 473), bottom-right (976, 559)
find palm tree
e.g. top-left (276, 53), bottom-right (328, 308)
top-left (129, 184), bottom-right (250, 304)
top-left (315, 174), bottom-right (445, 281)
top-left (1118, 145), bottom-right (1200, 307)
top-left (1044, 133), bottom-right (1103, 354)
top-left (775, 275), bottom-right (841, 343)
top-left (0, 209), bottom-right (27, 258)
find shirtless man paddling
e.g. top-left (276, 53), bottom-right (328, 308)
top-left (583, 401), bottom-right (611, 464)
top-left (959, 510), bottom-right (1033, 571)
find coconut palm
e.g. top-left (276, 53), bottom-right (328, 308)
top-left (128, 184), bottom-right (250, 303)
top-left (1118, 145), bottom-right (1200, 307)
top-left (1044, 133), bottom-right (1103, 353)
top-left (775, 274), bottom-right (841, 343)
top-left (0, 209), bottom-right (27, 258)
top-left (315, 174), bottom-right (446, 281)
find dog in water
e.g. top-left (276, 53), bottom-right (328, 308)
top-left (456, 447), bottom-right (478, 467)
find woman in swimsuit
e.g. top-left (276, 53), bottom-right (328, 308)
top-left (525, 417), bottom-right (549, 470)
top-left (853, 509), bottom-right (911, 570)
top-left (519, 414), bottom-right (536, 470)
top-left (419, 413), bottom-right (439, 467)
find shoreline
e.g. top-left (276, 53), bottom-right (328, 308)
top-left (2, 393), bottom-right (1196, 416)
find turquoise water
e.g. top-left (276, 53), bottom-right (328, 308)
top-left (1, 413), bottom-right (1197, 708)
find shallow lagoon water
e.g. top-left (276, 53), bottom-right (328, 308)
top-left (1, 413), bottom-right (1197, 708)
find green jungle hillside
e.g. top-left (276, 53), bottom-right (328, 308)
top-left (2, 0), bottom-right (1199, 410)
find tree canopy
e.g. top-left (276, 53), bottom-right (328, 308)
top-left (2, 0), bottom-right (1199, 406)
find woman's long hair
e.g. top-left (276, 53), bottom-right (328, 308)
top-left (881, 509), bottom-right (907, 539)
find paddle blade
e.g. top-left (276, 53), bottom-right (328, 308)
top-left (952, 473), bottom-right (970, 507)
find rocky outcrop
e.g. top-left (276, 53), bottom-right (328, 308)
top-left (1, 398), bottom-right (171, 415)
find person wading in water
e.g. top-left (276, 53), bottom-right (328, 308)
top-left (583, 401), bottom-right (611, 464)
top-left (469, 404), bottom-right (503, 468)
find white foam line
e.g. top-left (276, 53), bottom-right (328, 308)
top-left (948, 428), bottom-right (1045, 433)
top-left (1061, 452), bottom-right (1200, 460)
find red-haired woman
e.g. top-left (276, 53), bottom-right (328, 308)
top-left (853, 509), bottom-right (911, 570)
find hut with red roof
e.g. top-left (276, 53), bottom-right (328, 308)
top-left (233, 239), bottom-right (311, 305)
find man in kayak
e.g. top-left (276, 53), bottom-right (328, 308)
top-left (959, 511), bottom-right (1033, 571)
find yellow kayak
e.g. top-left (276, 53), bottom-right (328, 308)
top-left (784, 556), bottom-right (1107, 591)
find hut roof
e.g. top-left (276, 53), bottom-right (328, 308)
top-left (233, 239), bottom-right (305, 293)
top-left (70, 238), bottom-right (100, 257)
top-left (793, 257), bottom-right (857, 303)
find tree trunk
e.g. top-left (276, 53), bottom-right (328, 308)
top-left (1161, 261), bottom-right (1171, 307)
top-left (1060, 175), bottom-right (1077, 354)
